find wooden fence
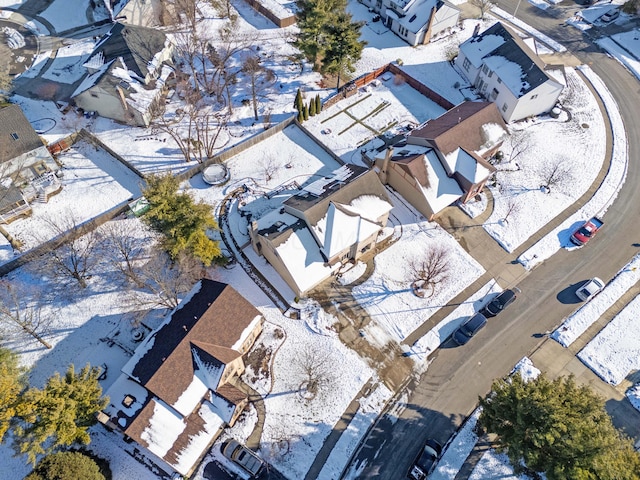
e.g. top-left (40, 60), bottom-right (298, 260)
top-left (322, 62), bottom-right (455, 111)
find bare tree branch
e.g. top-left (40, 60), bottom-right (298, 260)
top-left (409, 247), bottom-right (451, 298)
top-left (0, 281), bottom-right (52, 348)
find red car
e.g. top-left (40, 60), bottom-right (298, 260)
top-left (570, 217), bottom-right (604, 246)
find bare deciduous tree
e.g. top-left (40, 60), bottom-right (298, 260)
top-left (295, 344), bottom-right (333, 398)
top-left (101, 220), bottom-right (153, 287)
top-left (152, 80), bottom-right (229, 163)
top-left (261, 154), bottom-right (280, 183)
top-left (505, 130), bottom-right (533, 165)
top-left (538, 156), bottom-right (573, 193)
top-left (0, 281), bottom-right (52, 348)
top-left (501, 196), bottom-right (521, 224)
top-left (409, 246), bottom-right (451, 298)
top-left (39, 213), bottom-right (101, 289)
top-left (242, 54), bottom-right (276, 121)
top-left (470, 0), bottom-right (494, 18)
top-left (125, 250), bottom-right (204, 311)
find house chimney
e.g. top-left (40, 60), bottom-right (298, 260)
top-left (473, 24), bottom-right (481, 37)
top-left (379, 147), bottom-right (393, 185)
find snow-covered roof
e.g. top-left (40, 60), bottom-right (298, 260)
top-left (459, 23), bottom-right (556, 96)
top-left (274, 227), bottom-right (335, 293)
top-left (483, 55), bottom-right (530, 97)
top-left (71, 60), bottom-right (114, 98)
top-left (341, 195), bottom-right (393, 223)
top-left (140, 398), bottom-right (186, 459)
top-left (378, 144), bottom-right (463, 214)
top-left (419, 149), bottom-right (464, 214)
top-left (396, 0), bottom-right (439, 33)
top-left (444, 148), bottom-right (493, 184)
top-left (460, 33), bottom-right (506, 68)
top-left (314, 202), bottom-right (381, 259)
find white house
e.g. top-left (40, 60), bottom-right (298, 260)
top-left (455, 22), bottom-right (565, 123)
top-left (362, 0), bottom-right (460, 46)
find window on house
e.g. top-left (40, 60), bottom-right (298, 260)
top-left (497, 77), bottom-right (502, 84)
top-left (409, 15), bottom-right (416, 22)
top-left (488, 70), bottom-right (493, 78)
top-left (10, 133), bottom-right (19, 140)
top-left (491, 88), bottom-right (498, 100)
top-left (531, 94), bottom-right (538, 99)
top-left (463, 58), bottom-right (471, 71)
top-left (502, 103), bottom-right (508, 112)
top-left (482, 65), bottom-right (489, 74)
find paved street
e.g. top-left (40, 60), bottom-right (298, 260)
top-left (343, 3), bottom-right (640, 479)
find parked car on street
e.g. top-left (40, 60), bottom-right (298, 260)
top-left (408, 439), bottom-right (442, 480)
top-left (570, 217), bottom-right (604, 246)
top-left (452, 313), bottom-right (488, 345)
top-left (576, 277), bottom-right (605, 302)
top-left (480, 288), bottom-right (521, 317)
top-left (222, 439), bottom-right (265, 477)
top-left (600, 8), bottom-right (619, 22)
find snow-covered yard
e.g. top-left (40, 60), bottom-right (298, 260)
top-left (2, 0), bottom-right (640, 478)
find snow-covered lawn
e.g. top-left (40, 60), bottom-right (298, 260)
top-left (2, 0), bottom-right (640, 477)
top-left (2, 141), bottom-right (142, 253)
top-left (352, 211), bottom-right (485, 343)
top-left (551, 254), bottom-right (640, 347)
top-left (484, 67), bottom-right (606, 253)
top-left (578, 294), bottom-right (640, 385)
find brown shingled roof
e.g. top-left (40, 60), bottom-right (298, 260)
top-left (217, 383), bottom-right (248, 406)
top-left (410, 101), bottom-right (507, 156)
top-left (130, 279), bottom-right (261, 409)
top-left (393, 154), bottom-right (429, 188)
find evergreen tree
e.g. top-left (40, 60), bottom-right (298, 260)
top-left (25, 451), bottom-right (105, 480)
top-left (479, 373), bottom-right (640, 479)
top-left (0, 346), bottom-right (26, 442)
top-left (321, 11), bottom-right (366, 90)
top-left (294, 0), bottom-right (347, 70)
top-left (315, 94), bottom-right (322, 113)
top-left (303, 103), bottom-right (309, 121)
top-left (297, 110), bottom-right (304, 122)
top-left (142, 173), bottom-right (222, 266)
top-left (309, 99), bottom-right (316, 116)
top-left (13, 364), bottom-right (108, 465)
top-left (294, 88), bottom-right (303, 112)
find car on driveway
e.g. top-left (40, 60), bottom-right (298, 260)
top-left (408, 438), bottom-right (442, 480)
top-left (222, 439), bottom-right (265, 477)
top-left (600, 8), bottom-right (619, 22)
top-left (480, 288), bottom-right (520, 317)
top-left (570, 217), bottom-right (603, 246)
top-left (576, 277), bottom-right (605, 301)
top-left (452, 313), bottom-right (488, 345)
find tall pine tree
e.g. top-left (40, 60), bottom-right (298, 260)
top-left (321, 11), bottom-right (366, 90)
top-left (142, 173), bottom-right (222, 266)
top-left (0, 346), bottom-right (26, 443)
top-left (13, 364), bottom-right (108, 465)
top-left (479, 373), bottom-right (640, 479)
top-left (294, 0), bottom-right (347, 70)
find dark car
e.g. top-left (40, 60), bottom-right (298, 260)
top-left (452, 313), bottom-right (488, 345)
top-left (408, 439), bottom-right (442, 480)
top-left (480, 288), bottom-right (520, 317)
top-left (222, 440), bottom-right (265, 477)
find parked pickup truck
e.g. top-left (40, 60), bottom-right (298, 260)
top-left (570, 217), bottom-right (604, 246)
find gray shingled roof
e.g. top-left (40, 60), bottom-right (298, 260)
top-left (91, 22), bottom-right (168, 80)
top-left (463, 22), bottom-right (551, 96)
top-left (0, 105), bottom-right (44, 164)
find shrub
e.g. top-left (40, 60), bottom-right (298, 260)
top-left (25, 451), bottom-right (105, 480)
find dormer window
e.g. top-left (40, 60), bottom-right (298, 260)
top-left (10, 133), bottom-right (19, 140)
